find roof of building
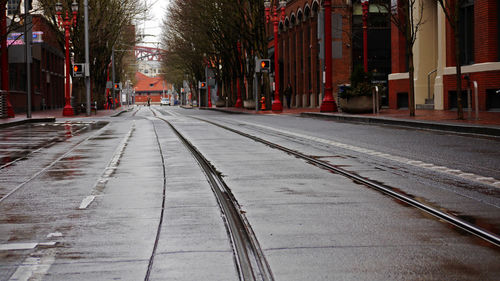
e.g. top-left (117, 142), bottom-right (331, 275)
top-left (134, 72), bottom-right (167, 93)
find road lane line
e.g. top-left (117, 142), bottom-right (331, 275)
top-left (78, 122), bottom-right (135, 210)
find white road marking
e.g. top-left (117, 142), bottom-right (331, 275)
top-left (78, 122), bottom-right (135, 209)
top-left (227, 119), bottom-right (500, 188)
top-left (8, 249), bottom-right (56, 281)
top-left (0, 242), bottom-right (56, 251)
top-left (46, 232), bottom-right (63, 239)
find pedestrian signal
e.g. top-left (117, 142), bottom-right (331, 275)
top-left (256, 59), bottom-right (271, 73)
top-left (114, 83), bottom-right (122, 90)
top-left (72, 63), bottom-right (84, 77)
top-left (199, 81), bottom-right (207, 89)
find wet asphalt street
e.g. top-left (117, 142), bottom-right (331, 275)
top-left (0, 105), bottom-right (499, 280)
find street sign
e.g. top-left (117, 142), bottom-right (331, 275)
top-left (106, 81), bottom-right (113, 89)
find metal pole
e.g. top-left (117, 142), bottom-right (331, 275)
top-left (112, 47), bottom-right (116, 109)
top-left (1, 4), bottom-right (14, 117)
top-left (427, 69), bottom-right (437, 100)
top-left (473, 81), bottom-right (479, 120)
top-left (24, 4), bottom-right (32, 118)
top-left (84, 0), bottom-right (91, 116)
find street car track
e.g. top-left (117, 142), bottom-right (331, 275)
top-left (192, 116), bottom-right (500, 248)
top-left (144, 118), bottom-right (167, 281)
top-left (151, 109), bottom-right (274, 281)
top-left (0, 123), bottom-right (93, 171)
top-left (0, 122), bottom-right (110, 204)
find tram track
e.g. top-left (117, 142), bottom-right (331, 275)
top-left (189, 116), bottom-right (500, 248)
top-left (0, 122), bottom-right (110, 204)
top-left (150, 108), bottom-right (274, 281)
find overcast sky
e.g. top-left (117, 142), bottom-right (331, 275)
top-left (139, 0), bottom-right (170, 47)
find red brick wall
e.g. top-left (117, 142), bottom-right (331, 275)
top-left (475, 0), bottom-right (499, 63)
top-left (443, 71), bottom-right (500, 110)
top-left (390, 1), bottom-right (407, 73)
top-left (388, 78), bottom-right (409, 109)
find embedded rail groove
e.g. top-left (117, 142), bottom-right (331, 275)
top-left (194, 117), bottom-right (500, 248)
top-left (144, 118), bottom-right (167, 281)
top-left (151, 109), bottom-right (274, 281)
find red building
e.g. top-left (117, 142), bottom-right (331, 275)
top-left (270, 0), bottom-right (391, 108)
top-left (134, 72), bottom-right (171, 104)
top-left (5, 15), bottom-right (65, 113)
top-left (389, 0), bottom-right (500, 111)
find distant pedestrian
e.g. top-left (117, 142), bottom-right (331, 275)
top-left (284, 83), bottom-right (292, 109)
top-left (147, 96), bottom-right (151, 107)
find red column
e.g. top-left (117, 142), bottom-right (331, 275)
top-left (362, 0), bottom-right (369, 72)
top-left (1, 3), bottom-right (14, 117)
top-left (320, 0), bottom-right (338, 112)
top-left (271, 8), bottom-right (283, 112)
top-left (62, 14), bottom-right (74, 116)
top-left (235, 42), bottom-right (243, 108)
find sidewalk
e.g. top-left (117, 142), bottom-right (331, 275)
top-left (0, 107), bottom-right (129, 128)
top-left (201, 106), bottom-right (500, 136)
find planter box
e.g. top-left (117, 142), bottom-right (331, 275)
top-left (339, 95), bottom-right (373, 113)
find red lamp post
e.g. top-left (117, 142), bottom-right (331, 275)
top-left (264, 0), bottom-right (286, 112)
top-left (235, 41), bottom-right (243, 108)
top-left (361, 0), bottom-right (369, 73)
top-left (56, 1), bottom-right (78, 116)
top-left (319, 0), bottom-right (338, 112)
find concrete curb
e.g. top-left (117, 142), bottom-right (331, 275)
top-left (200, 107), bottom-right (248, 114)
top-left (300, 112), bottom-right (500, 137)
top-left (0, 117), bottom-right (56, 129)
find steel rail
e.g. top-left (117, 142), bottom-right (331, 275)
top-left (144, 117), bottom-right (167, 281)
top-left (152, 109), bottom-right (274, 281)
top-left (195, 117), bottom-right (500, 248)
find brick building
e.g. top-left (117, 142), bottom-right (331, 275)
top-left (271, 0), bottom-right (391, 108)
top-left (6, 14), bottom-right (65, 113)
top-left (389, 0), bottom-right (500, 111)
top-left (134, 72), bottom-right (172, 104)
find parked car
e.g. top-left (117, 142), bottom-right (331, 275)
top-left (160, 98), bottom-right (170, 106)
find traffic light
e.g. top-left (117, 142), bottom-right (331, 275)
top-left (114, 83), bottom-right (122, 90)
top-left (256, 59), bottom-right (271, 73)
top-left (72, 63), bottom-right (84, 77)
top-left (199, 81), bottom-right (207, 89)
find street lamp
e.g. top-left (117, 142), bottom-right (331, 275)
top-left (264, 0), bottom-right (286, 112)
top-left (56, 0), bottom-right (78, 116)
top-left (319, 0), bottom-right (338, 112)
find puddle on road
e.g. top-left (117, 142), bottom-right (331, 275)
top-left (0, 122), bottom-right (107, 169)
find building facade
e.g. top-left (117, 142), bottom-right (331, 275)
top-left (6, 14), bottom-right (65, 113)
top-left (271, 0), bottom-right (391, 108)
top-left (389, 0), bottom-right (500, 111)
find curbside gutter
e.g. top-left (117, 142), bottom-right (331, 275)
top-left (0, 117), bottom-right (56, 129)
top-left (300, 112), bottom-right (500, 137)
